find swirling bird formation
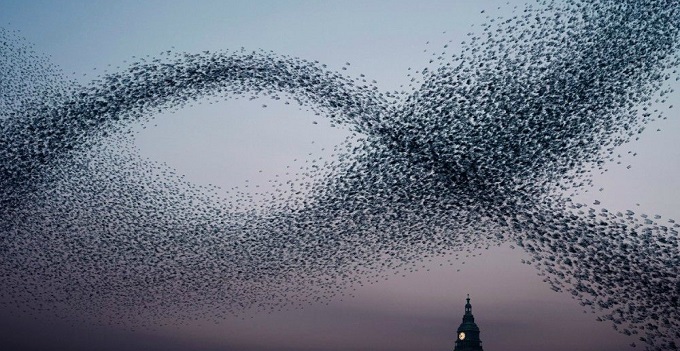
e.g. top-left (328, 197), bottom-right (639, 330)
top-left (1, 0), bottom-right (679, 350)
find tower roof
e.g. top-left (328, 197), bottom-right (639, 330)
top-left (457, 294), bottom-right (480, 333)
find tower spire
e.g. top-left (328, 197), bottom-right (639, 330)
top-left (465, 294), bottom-right (472, 314)
top-left (454, 295), bottom-right (483, 350)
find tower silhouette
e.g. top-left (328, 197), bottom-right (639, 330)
top-left (453, 294), bottom-right (483, 351)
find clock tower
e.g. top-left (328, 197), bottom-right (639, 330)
top-left (453, 295), bottom-right (483, 351)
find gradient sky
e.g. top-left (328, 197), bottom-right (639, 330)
top-left (1, 1), bottom-right (679, 350)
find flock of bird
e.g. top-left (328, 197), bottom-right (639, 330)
top-left (1, 0), bottom-right (679, 349)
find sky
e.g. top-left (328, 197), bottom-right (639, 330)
top-left (1, 1), bottom-right (679, 350)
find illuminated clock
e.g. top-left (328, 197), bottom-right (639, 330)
top-left (458, 332), bottom-right (466, 340)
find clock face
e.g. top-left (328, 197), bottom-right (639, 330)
top-left (458, 332), bottom-right (466, 340)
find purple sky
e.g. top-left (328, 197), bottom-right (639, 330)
top-left (1, 246), bottom-right (638, 350)
top-left (1, 1), bottom-right (679, 350)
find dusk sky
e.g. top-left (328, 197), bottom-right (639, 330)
top-left (1, 1), bottom-right (679, 351)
